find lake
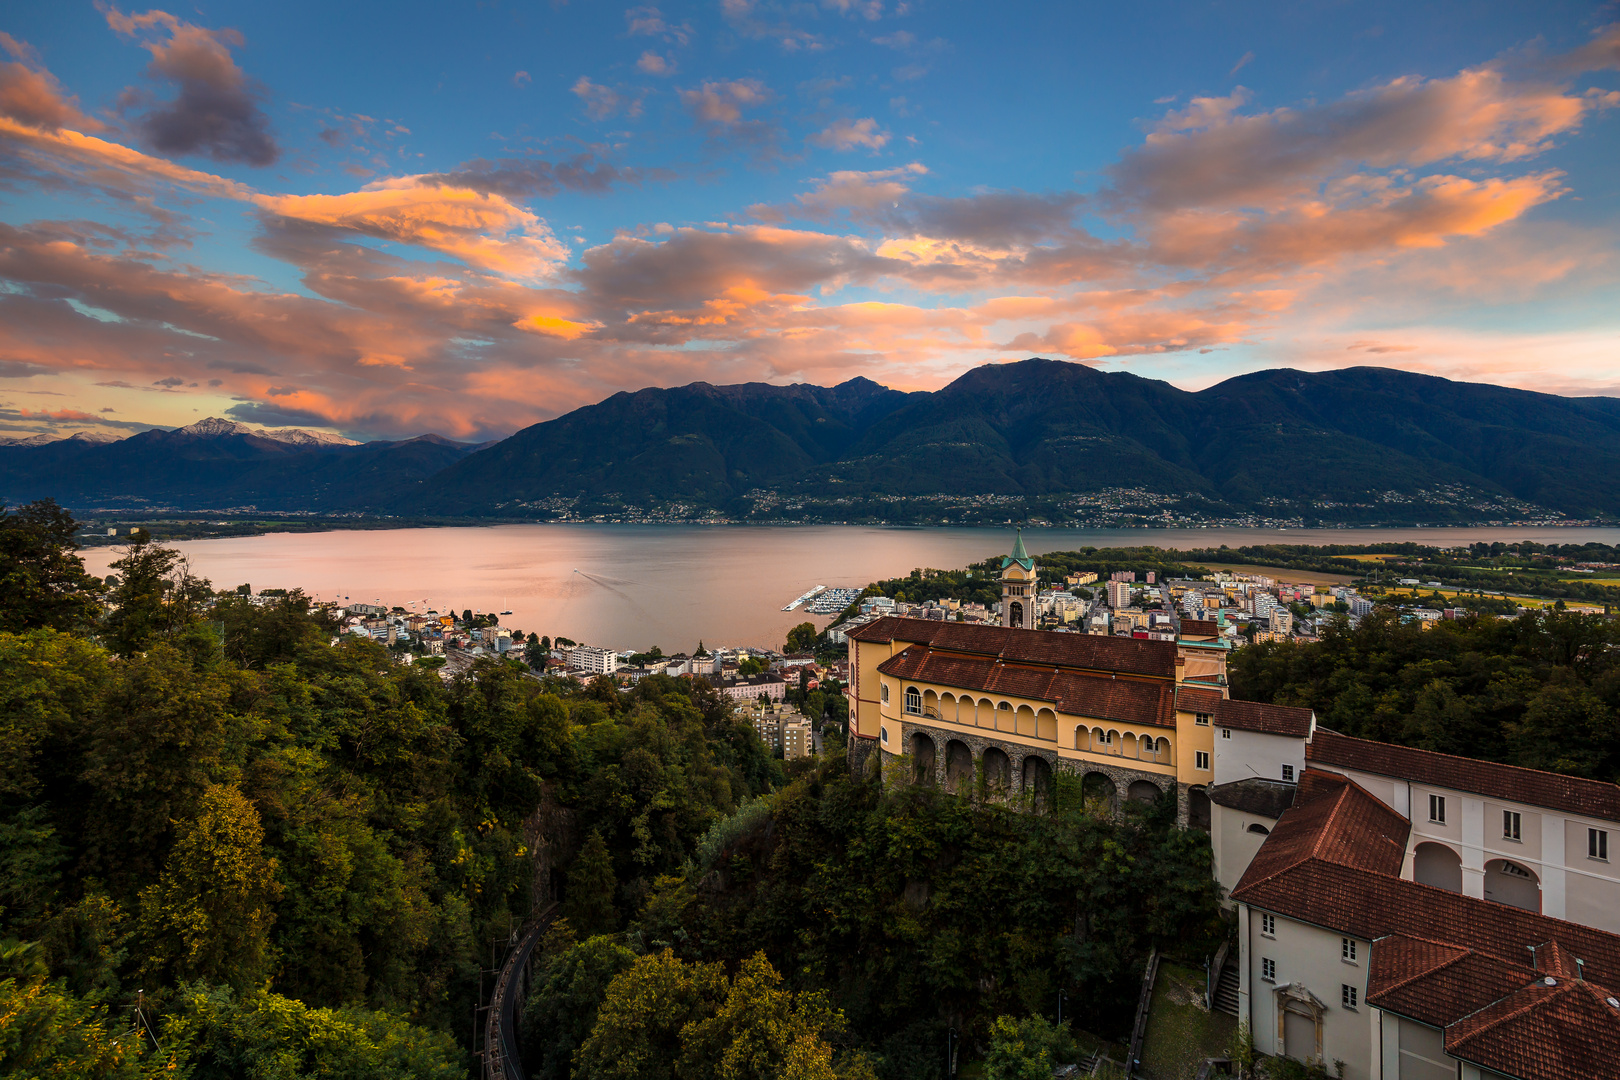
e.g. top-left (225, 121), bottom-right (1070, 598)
top-left (80, 524), bottom-right (1620, 654)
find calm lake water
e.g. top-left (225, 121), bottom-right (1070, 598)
top-left (80, 524), bottom-right (1620, 654)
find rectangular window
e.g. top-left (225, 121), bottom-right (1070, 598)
top-left (1342, 937), bottom-right (1357, 963)
top-left (1221, 728), bottom-right (1232, 739)
top-left (1195, 751), bottom-right (1210, 771)
top-left (1429, 794), bottom-right (1446, 824)
top-left (1342, 984), bottom-right (1358, 1010)
top-left (1281, 764), bottom-right (1295, 782)
top-left (1261, 958), bottom-right (1276, 982)
top-left (1260, 913), bottom-right (1276, 937)
top-left (1195, 712), bottom-right (1211, 726)
top-left (1591, 828), bottom-right (1609, 861)
top-left (1504, 811), bottom-right (1521, 841)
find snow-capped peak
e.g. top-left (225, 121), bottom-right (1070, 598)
top-left (174, 417), bottom-right (360, 446)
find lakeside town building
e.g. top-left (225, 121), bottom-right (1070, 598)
top-left (847, 536), bottom-right (1620, 1079)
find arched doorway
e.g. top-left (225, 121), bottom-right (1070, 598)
top-left (909, 732), bottom-right (936, 785)
top-left (1413, 842), bottom-right (1463, 892)
top-left (1188, 786), bottom-right (1211, 830)
top-left (1008, 600), bottom-right (1023, 628)
top-left (1082, 771), bottom-right (1117, 811)
top-left (982, 746), bottom-right (1012, 793)
top-left (1484, 858), bottom-right (1540, 912)
top-left (1127, 779), bottom-right (1162, 805)
top-left (945, 740), bottom-right (974, 794)
top-left (1022, 755), bottom-right (1052, 809)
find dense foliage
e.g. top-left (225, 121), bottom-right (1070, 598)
top-left (0, 502), bottom-right (777, 1076)
top-left (1231, 608), bottom-right (1620, 780)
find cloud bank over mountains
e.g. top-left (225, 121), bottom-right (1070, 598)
top-left (0, 6), bottom-right (1616, 441)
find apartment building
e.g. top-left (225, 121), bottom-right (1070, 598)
top-left (568, 643), bottom-right (619, 675)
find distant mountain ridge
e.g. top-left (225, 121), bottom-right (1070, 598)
top-left (5, 363), bottom-right (1620, 524)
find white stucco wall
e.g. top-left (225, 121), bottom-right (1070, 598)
top-left (1242, 906), bottom-right (1374, 1079)
top-left (1214, 728), bottom-right (1305, 787)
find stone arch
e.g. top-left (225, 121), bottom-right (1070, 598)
top-left (1413, 842), bottom-right (1463, 892)
top-left (1008, 600), bottom-right (1024, 628)
top-left (1015, 704), bottom-right (1036, 737)
top-left (1188, 785), bottom-right (1211, 830)
top-left (923, 688), bottom-right (938, 716)
top-left (1126, 779), bottom-right (1162, 805)
top-left (1021, 755), bottom-right (1052, 808)
top-left (977, 697), bottom-right (995, 728)
top-left (1036, 707), bottom-right (1057, 741)
top-left (1138, 733), bottom-right (1155, 758)
top-left (945, 739), bottom-right (974, 794)
top-left (904, 685), bottom-right (922, 715)
top-left (997, 701), bottom-right (1015, 733)
top-left (1484, 858), bottom-right (1541, 912)
top-left (982, 746), bottom-right (1012, 793)
top-left (908, 731), bottom-right (936, 785)
top-left (1082, 771), bottom-right (1117, 810)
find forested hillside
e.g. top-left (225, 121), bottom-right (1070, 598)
top-left (0, 499), bottom-right (1223, 1078)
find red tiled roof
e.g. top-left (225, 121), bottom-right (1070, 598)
top-left (1216, 698), bottom-right (1313, 738)
top-left (849, 616), bottom-right (1176, 678)
top-left (1308, 729), bottom-right (1620, 822)
top-left (875, 647), bottom-right (1175, 728)
top-left (1175, 686), bottom-right (1224, 713)
top-left (1445, 975), bottom-right (1620, 1080)
top-left (1180, 619), bottom-right (1220, 637)
top-left (1366, 935), bottom-right (1534, 1030)
top-left (1234, 770), bottom-right (1409, 889)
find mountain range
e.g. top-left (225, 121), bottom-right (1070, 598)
top-left (5, 361), bottom-right (1620, 524)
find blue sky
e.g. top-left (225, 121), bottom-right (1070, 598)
top-left (1, 1), bottom-right (1617, 439)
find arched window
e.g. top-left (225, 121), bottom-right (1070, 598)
top-left (1247, 823), bottom-right (1271, 835)
top-left (905, 686), bottom-right (921, 714)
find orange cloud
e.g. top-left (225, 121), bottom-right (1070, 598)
top-left (255, 178), bottom-right (569, 279)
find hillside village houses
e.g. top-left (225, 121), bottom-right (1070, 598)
top-left (848, 536), bottom-right (1620, 1080)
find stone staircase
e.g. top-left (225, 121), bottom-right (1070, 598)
top-left (1212, 962), bottom-right (1240, 1016)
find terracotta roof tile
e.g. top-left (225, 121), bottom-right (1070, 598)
top-left (1444, 978), bottom-right (1620, 1080)
top-left (1308, 729), bottom-right (1620, 822)
top-left (849, 616), bottom-right (1176, 678)
top-left (876, 647), bottom-right (1174, 728)
top-left (1175, 686), bottom-right (1224, 713)
top-left (1216, 698), bottom-right (1313, 737)
top-left (1367, 935), bottom-right (1534, 1030)
top-left (1233, 769), bottom-right (1409, 889)
top-left (1180, 619), bottom-right (1220, 637)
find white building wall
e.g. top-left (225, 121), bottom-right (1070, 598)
top-left (1242, 907), bottom-right (1374, 1079)
top-left (1213, 728), bottom-right (1305, 787)
top-left (1212, 802), bottom-right (1274, 902)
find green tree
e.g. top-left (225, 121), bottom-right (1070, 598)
top-left (564, 831), bottom-right (618, 937)
top-left (103, 531), bottom-right (210, 656)
top-left (678, 951), bottom-right (844, 1080)
top-left (576, 948), bottom-right (728, 1080)
top-left (137, 783), bottom-right (283, 989)
top-left (164, 982), bottom-right (464, 1079)
top-left (784, 623), bottom-right (817, 654)
top-left (0, 975), bottom-right (180, 1078)
top-left (982, 1015), bottom-right (1076, 1080)
top-left (521, 934), bottom-right (639, 1080)
top-left (0, 500), bottom-right (102, 634)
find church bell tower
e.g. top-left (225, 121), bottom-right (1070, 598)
top-left (999, 530), bottom-right (1036, 630)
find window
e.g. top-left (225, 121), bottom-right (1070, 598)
top-left (1342, 984), bottom-right (1358, 1010)
top-left (1221, 728), bottom-right (1232, 739)
top-left (1195, 712), bottom-right (1211, 726)
top-left (881, 683), bottom-right (890, 704)
top-left (881, 727), bottom-right (889, 744)
top-left (904, 687), bottom-right (921, 714)
top-left (1261, 958), bottom-right (1276, 982)
top-left (1260, 913), bottom-right (1276, 937)
top-left (1247, 823), bottom-right (1271, 835)
top-left (1195, 751), bottom-right (1210, 771)
top-left (1503, 810), bottom-right (1522, 841)
top-left (1342, 938), bottom-right (1357, 963)
top-left (1281, 764), bottom-right (1295, 782)
top-left (1591, 829), bottom-right (1609, 861)
top-left (1429, 794), bottom-right (1446, 824)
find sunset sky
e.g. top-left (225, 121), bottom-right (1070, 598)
top-left (2, 2), bottom-right (1617, 441)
